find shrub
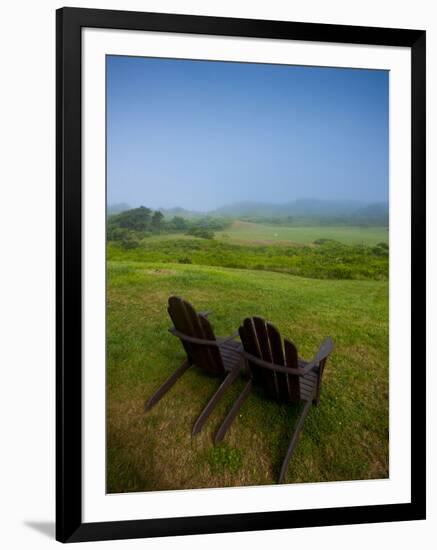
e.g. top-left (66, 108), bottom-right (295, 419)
top-left (314, 238), bottom-right (338, 245)
top-left (121, 237), bottom-right (140, 250)
top-left (186, 227), bottom-right (215, 239)
top-left (372, 244), bottom-right (389, 256)
top-left (178, 257), bottom-right (192, 264)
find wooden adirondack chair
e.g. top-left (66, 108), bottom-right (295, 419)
top-left (144, 296), bottom-right (244, 436)
top-left (215, 316), bottom-right (334, 483)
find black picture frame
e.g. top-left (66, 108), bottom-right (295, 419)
top-left (56, 6), bottom-right (426, 543)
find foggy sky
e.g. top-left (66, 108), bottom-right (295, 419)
top-left (107, 56), bottom-right (389, 211)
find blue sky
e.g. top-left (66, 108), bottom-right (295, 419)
top-left (107, 55), bottom-right (388, 211)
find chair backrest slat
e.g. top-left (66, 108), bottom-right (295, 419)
top-left (240, 317), bottom-right (301, 403)
top-left (284, 338), bottom-right (300, 401)
top-left (198, 311), bottom-right (224, 374)
top-left (239, 318), bottom-right (274, 397)
top-left (253, 317), bottom-right (280, 398)
top-left (239, 319), bottom-right (264, 387)
top-left (267, 323), bottom-right (290, 401)
top-left (183, 299), bottom-right (214, 372)
top-left (168, 296), bottom-right (195, 362)
top-left (168, 296), bottom-right (225, 375)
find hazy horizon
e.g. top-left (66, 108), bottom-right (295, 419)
top-left (108, 197), bottom-right (388, 214)
top-left (107, 56), bottom-right (389, 210)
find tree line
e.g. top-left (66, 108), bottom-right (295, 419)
top-left (107, 206), bottom-right (230, 248)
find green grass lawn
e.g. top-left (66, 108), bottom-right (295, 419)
top-left (216, 220), bottom-right (388, 246)
top-left (107, 260), bottom-right (388, 493)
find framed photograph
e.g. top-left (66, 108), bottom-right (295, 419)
top-left (56, 7), bottom-right (426, 543)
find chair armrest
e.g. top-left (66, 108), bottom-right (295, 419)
top-left (311, 337), bottom-right (334, 403)
top-left (241, 352), bottom-right (310, 375)
top-left (242, 336), bottom-right (334, 376)
top-left (199, 310), bottom-right (212, 318)
top-left (168, 327), bottom-right (239, 347)
top-left (286, 337), bottom-right (334, 369)
top-left (313, 337), bottom-right (335, 363)
top-left (168, 327), bottom-right (218, 346)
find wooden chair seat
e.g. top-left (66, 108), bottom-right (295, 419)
top-left (218, 339), bottom-right (243, 372)
top-left (298, 362), bottom-right (319, 402)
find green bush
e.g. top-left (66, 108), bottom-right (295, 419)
top-left (186, 227), bottom-right (214, 239)
top-left (178, 257), bottom-right (192, 264)
top-left (121, 237), bottom-right (140, 250)
top-left (314, 238), bottom-right (337, 245)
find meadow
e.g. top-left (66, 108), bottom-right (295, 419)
top-left (107, 221), bottom-right (389, 493)
top-left (108, 234), bottom-right (388, 281)
top-left (216, 220), bottom-right (388, 246)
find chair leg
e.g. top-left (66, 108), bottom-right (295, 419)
top-left (192, 366), bottom-right (241, 436)
top-left (278, 398), bottom-right (313, 484)
top-left (144, 359), bottom-right (191, 412)
top-left (214, 380), bottom-right (252, 444)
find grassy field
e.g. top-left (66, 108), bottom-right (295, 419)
top-left (216, 220), bottom-right (388, 246)
top-left (107, 254), bottom-right (389, 492)
top-left (108, 236), bottom-right (388, 281)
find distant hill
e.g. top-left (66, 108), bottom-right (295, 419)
top-left (212, 199), bottom-right (385, 218)
top-left (109, 199), bottom-right (388, 225)
top-left (108, 202), bottom-right (131, 215)
top-left (283, 198), bottom-right (369, 217)
top-left (353, 202), bottom-right (389, 224)
top-left (160, 207), bottom-right (205, 219)
top-left (212, 201), bottom-right (282, 218)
